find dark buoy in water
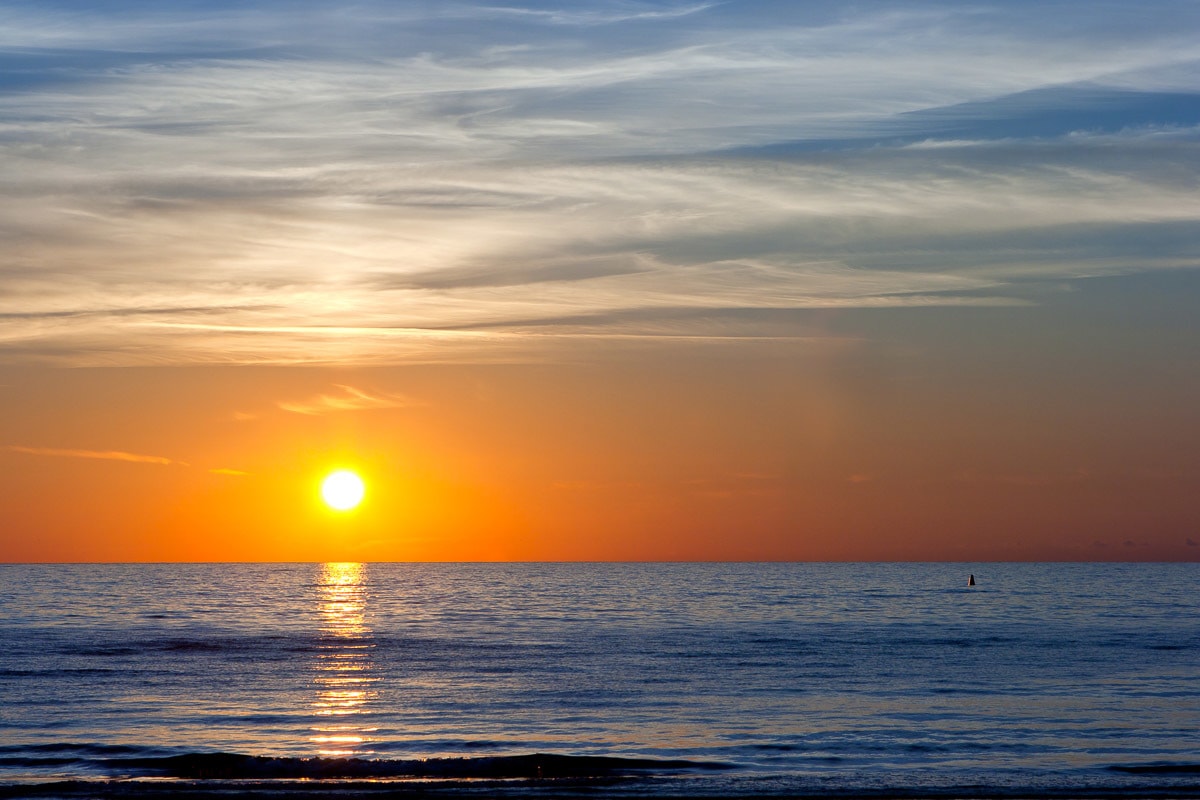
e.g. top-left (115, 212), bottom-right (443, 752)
top-left (968, 573), bottom-right (976, 587)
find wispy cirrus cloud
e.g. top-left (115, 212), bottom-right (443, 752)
top-left (4, 445), bottom-right (184, 466)
top-left (278, 385), bottom-right (418, 415)
top-left (4, 444), bottom-right (252, 477)
top-left (0, 1), bottom-right (1198, 365)
top-left (474, 2), bottom-right (719, 26)
top-left (209, 467), bottom-right (250, 477)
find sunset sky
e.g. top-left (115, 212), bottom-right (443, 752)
top-left (2, 0), bottom-right (1199, 561)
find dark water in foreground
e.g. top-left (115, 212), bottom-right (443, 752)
top-left (0, 563), bottom-right (1197, 797)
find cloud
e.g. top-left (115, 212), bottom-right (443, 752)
top-left (3, 139), bottom-right (1197, 365)
top-left (476, 2), bottom-right (719, 26)
top-left (4, 445), bottom-right (183, 466)
top-left (0, 1), bottom-right (1199, 365)
top-left (278, 385), bottom-right (417, 415)
top-left (4, 445), bottom-right (255, 476)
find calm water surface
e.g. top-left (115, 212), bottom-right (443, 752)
top-left (0, 563), bottom-right (1197, 796)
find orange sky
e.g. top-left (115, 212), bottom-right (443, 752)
top-left (4, 299), bottom-right (1198, 562)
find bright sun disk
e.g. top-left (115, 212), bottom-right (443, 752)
top-left (321, 470), bottom-right (365, 511)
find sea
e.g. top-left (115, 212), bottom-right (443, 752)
top-left (0, 562), bottom-right (1197, 798)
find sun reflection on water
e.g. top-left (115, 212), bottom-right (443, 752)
top-left (311, 562), bottom-right (378, 757)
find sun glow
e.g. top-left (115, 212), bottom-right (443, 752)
top-left (321, 470), bottom-right (365, 511)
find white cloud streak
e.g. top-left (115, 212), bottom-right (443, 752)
top-left (278, 385), bottom-right (419, 415)
top-left (4, 444), bottom-right (252, 476)
top-left (4, 445), bottom-right (183, 466)
top-left (471, 2), bottom-right (720, 26)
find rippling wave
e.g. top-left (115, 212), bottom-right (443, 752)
top-left (1, 563), bottom-right (1197, 797)
top-left (0, 749), bottom-right (726, 780)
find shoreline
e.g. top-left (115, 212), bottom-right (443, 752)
top-left (6, 777), bottom-right (1200, 800)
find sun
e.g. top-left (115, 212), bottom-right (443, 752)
top-left (321, 470), bottom-right (365, 511)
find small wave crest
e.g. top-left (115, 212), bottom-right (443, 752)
top-left (0, 744), bottom-right (143, 757)
top-left (103, 752), bottom-right (731, 780)
top-left (1108, 762), bottom-right (1200, 775)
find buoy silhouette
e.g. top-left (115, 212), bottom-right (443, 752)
top-left (968, 573), bottom-right (976, 587)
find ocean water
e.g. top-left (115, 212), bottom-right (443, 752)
top-left (0, 562), bottom-right (1197, 797)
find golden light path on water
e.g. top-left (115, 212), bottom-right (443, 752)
top-left (312, 562), bottom-right (378, 757)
